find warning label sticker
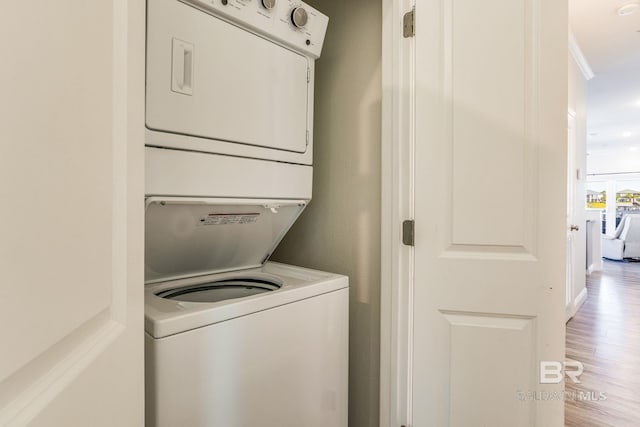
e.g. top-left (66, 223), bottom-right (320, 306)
top-left (199, 213), bottom-right (260, 226)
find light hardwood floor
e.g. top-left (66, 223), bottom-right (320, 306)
top-left (565, 260), bottom-right (640, 427)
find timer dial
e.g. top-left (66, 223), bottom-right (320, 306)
top-left (291, 7), bottom-right (308, 28)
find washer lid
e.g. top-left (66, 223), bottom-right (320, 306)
top-left (144, 197), bottom-right (307, 284)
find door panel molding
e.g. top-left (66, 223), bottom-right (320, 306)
top-left (0, 315), bottom-right (123, 425)
top-left (442, 0), bottom-right (540, 254)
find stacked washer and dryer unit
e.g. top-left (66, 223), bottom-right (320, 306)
top-left (144, 0), bottom-right (348, 426)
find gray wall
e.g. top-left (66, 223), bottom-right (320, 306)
top-left (271, 0), bottom-right (382, 425)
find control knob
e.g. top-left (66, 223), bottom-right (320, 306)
top-left (291, 7), bottom-right (308, 28)
top-left (261, 0), bottom-right (276, 9)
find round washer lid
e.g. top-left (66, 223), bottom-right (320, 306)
top-left (144, 197), bottom-right (307, 284)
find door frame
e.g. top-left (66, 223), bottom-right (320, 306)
top-left (379, 0), bottom-right (414, 426)
top-left (566, 110), bottom-right (577, 321)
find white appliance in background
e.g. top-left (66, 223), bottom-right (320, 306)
top-left (144, 1), bottom-right (348, 427)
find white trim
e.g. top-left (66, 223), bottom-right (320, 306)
top-left (565, 287), bottom-right (588, 322)
top-left (0, 319), bottom-right (124, 426)
top-left (565, 231), bottom-right (575, 323)
top-left (380, 0), bottom-right (414, 426)
top-left (574, 287), bottom-right (588, 312)
top-left (569, 30), bottom-right (594, 81)
top-left (565, 304), bottom-right (575, 322)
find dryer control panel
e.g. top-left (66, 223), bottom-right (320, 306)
top-left (181, 0), bottom-right (328, 58)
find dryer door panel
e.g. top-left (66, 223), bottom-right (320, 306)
top-left (146, 0), bottom-right (310, 154)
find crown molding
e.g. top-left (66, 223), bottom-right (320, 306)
top-left (569, 30), bottom-right (595, 81)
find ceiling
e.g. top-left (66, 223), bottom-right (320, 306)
top-left (569, 0), bottom-right (640, 154)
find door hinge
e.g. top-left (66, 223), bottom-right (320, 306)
top-left (403, 8), bottom-right (415, 38)
top-left (402, 220), bottom-right (415, 246)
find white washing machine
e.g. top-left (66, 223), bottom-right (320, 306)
top-left (144, 198), bottom-right (348, 427)
top-left (144, 1), bottom-right (348, 426)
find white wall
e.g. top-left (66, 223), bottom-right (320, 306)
top-left (271, 0), bottom-right (382, 425)
top-left (568, 50), bottom-right (588, 314)
top-left (587, 151), bottom-right (640, 175)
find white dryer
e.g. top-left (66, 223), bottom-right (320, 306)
top-left (144, 1), bottom-right (347, 426)
top-left (145, 0), bottom-right (327, 167)
top-left (145, 0), bottom-right (327, 199)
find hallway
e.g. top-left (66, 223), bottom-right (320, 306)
top-left (565, 260), bottom-right (640, 426)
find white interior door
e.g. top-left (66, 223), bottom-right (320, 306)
top-left (0, 2), bottom-right (145, 426)
top-left (410, 0), bottom-right (567, 425)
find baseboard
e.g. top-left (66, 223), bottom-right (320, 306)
top-left (565, 303), bottom-right (575, 323)
top-left (566, 288), bottom-right (589, 322)
top-left (574, 287), bottom-right (588, 312)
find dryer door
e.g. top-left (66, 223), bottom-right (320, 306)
top-left (146, 0), bottom-right (311, 160)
